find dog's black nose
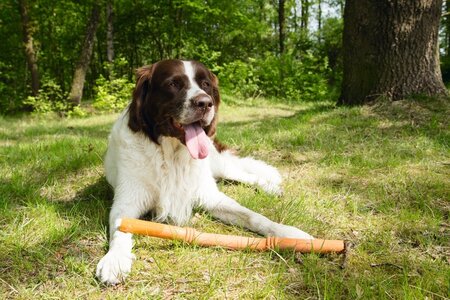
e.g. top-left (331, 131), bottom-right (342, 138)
top-left (192, 95), bottom-right (213, 110)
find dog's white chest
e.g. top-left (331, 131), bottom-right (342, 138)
top-left (151, 137), bottom-right (208, 225)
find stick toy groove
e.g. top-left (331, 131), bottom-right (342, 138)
top-left (118, 218), bottom-right (345, 254)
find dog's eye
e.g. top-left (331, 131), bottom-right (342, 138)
top-left (168, 81), bottom-right (178, 88)
top-left (201, 80), bottom-right (210, 89)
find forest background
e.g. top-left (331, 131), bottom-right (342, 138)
top-left (0, 0), bottom-right (357, 114)
top-left (3, 1), bottom-right (450, 113)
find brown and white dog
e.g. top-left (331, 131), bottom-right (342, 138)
top-left (96, 59), bottom-right (313, 285)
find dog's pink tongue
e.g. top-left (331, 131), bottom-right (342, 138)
top-left (184, 123), bottom-right (209, 159)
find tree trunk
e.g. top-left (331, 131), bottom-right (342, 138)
top-left (445, 0), bottom-right (450, 56)
top-left (106, 0), bottom-right (114, 64)
top-left (317, 0), bottom-right (322, 42)
top-left (278, 0), bottom-right (285, 55)
top-left (106, 0), bottom-right (114, 79)
top-left (339, 0), bottom-right (448, 105)
top-left (18, 0), bottom-right (39, 97)
top-left (300, 0), bottom-right (309, 31)
top-left (68, 5), bottom-right (101, 106)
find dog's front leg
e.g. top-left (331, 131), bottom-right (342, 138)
top-left (200, 191), bottom-right (313, 239)
top-left (96, 188), bottom-right (149, 285)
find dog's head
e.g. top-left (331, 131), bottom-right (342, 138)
top-left (128, 60), bottom-right (220, 159)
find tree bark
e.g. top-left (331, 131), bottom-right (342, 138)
top-left (278, 0), bottom-right (285, 55)
top-left (106, 0), bottom-right (114, 79)
top-left (68, 5), bottom-right (101, 106)
top-left (317, 0), bottom-right (322, 42)
top-left (18, 0), bottom-right (39, 97)
top-left (339, 0), bottom-right (448, 105)
top-left (300, 0), bottom-right (309, 31)
top-left (445, 0), bottom-right (450, 56)
top-left (106, 0), bottom-right (114, 64)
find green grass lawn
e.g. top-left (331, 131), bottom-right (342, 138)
top-left (0, 95), bottom-right (449, 299)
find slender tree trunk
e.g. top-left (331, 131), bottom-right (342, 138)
top-left (445, 0), bottom-right (450, 56)
top-left (317, 0), bottom-right (322, 42)
top-left (106, 0), bottom-right (114, 79)
top-left (68, 5), bottom-right (101, 106)
top-left (317, 0), bottom-right (322, 31)
top-left (293, 0), bottom-right (298, 34)
top-left (18, 0), bottom-right (39, 97)
top-left (300, 0), bottom-right (309, 31)
top-left (106, 0), bottom-right (114, 64)
top-left (278, 0), bottom-right (285, 55)
top-left (339, 0), bottom-right (448, 105)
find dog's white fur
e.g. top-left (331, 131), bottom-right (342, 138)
top-left (96, 61), bottom-right (313, 285)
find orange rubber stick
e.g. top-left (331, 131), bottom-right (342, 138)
top-left (118, 218), bottom-right (345, 254)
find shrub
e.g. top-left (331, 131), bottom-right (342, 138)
top-left (220, 59), bottom-right (262, 97)
top-left (93, 75), bottom-right (134, 112)
top-left (219, 53), bottom-right (330, 101)
top-left (23, 79), bottom-right (71, 114)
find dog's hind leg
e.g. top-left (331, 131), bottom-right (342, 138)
top-left (209, 149), bottom-right (283, 196)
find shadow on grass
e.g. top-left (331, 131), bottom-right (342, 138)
top-left (226, 98), bottom-right (449, 298)
top-left (0, 177), bottom-right (113, 286)
top-left (0, 118), bottom-right (115, 287)
top-left (219, 98), bottom-right (448, 214)
top-left (219, 101), bottom-right (335, 129)
top-left (0, 119), bottom-right (112, 142)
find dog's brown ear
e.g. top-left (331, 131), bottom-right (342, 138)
top-left (210, 73), bottom-right (220, 106)
top-left (128, 64), bottom-right (157, 133)
top-left (205, 72), bottom-right (220, 138)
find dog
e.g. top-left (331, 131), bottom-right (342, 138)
top-left (96, 59), bottom-right (313, 285)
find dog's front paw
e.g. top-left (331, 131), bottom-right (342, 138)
top-left (96, 249), bottom-right (135, 285)
top-left (273, 224), bottom-right (314, 240)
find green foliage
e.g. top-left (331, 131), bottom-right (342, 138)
top-left (1, 0), bottom-right (348, 114)
top-left (317, 17), bottom-right (344, 85)
top-left (220, 53), bottom-right (330, 101)
top-left (93, 75), bottom-right (134, 112)
top-left (67, 106), bottom-right (89, 118)
top-left (440, 54), bottom-right (450, 83)
top-left (0, 2), bottom-right (27, 113)
top-left (220, 59), bottom-right (261, 97)
top-left (23, 79), bottom-right (69, 114)
top-left (0, 61), bottom-right (23, 113)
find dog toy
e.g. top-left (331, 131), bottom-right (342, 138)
top-left (118, 218), bottom-right (345, 254)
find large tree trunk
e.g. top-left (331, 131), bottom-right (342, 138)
top-left (18, 0), bottom-right (39, 97)
top-left (339, 0), bottom-right (448, 105)
top-left (278, 0), bottom-right (285, 55)
top-left (68, 5), bottom-right (101, 106)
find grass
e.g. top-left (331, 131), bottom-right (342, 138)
top-left (0, 95), bottom-right (449, 299)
